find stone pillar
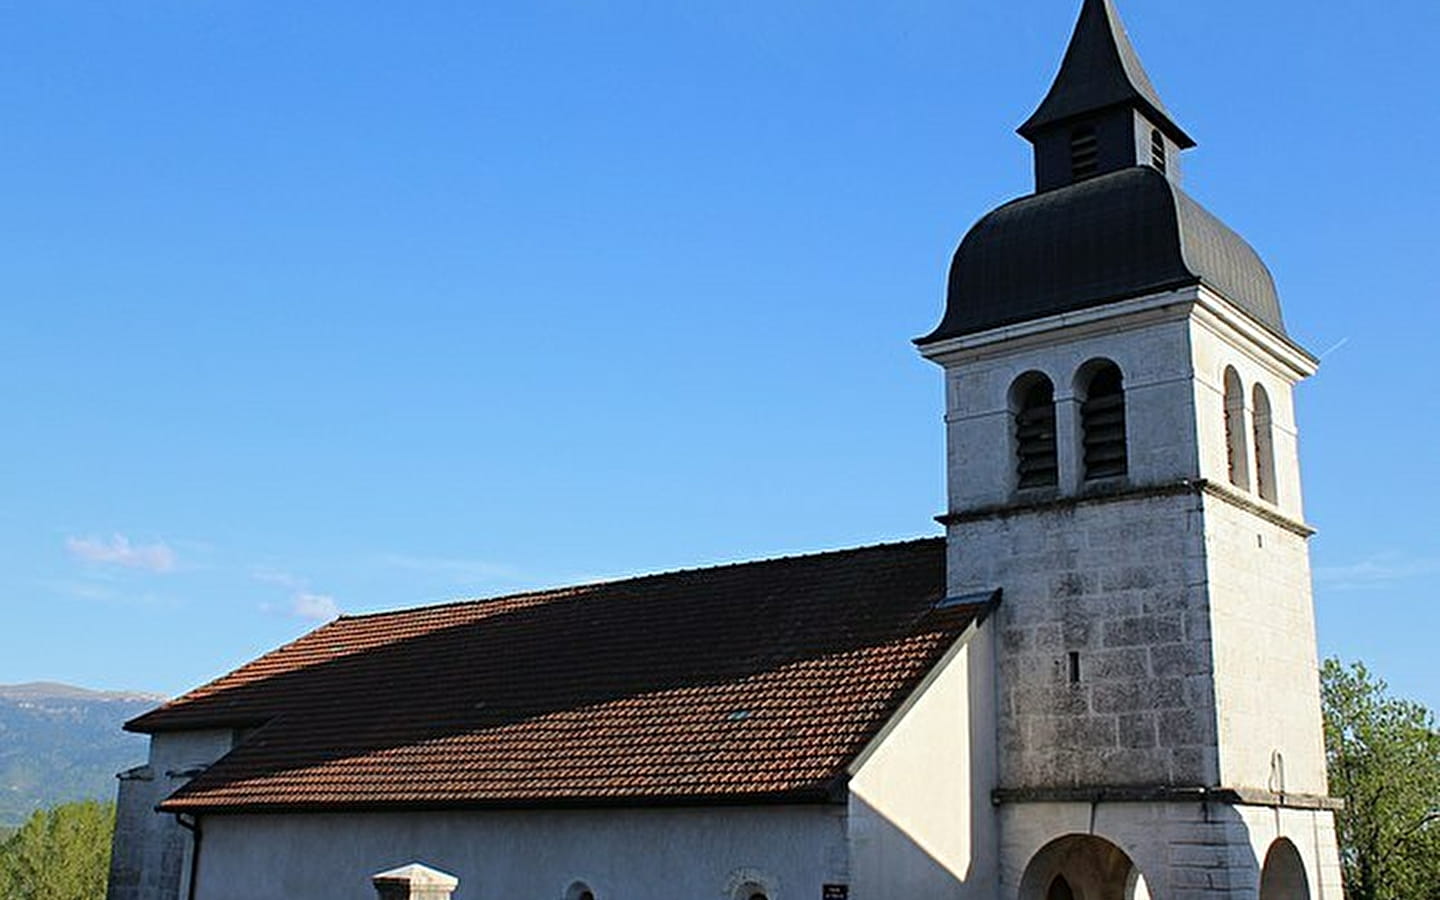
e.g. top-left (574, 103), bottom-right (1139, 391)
top-left (372, 863), bottom-right (460, 900)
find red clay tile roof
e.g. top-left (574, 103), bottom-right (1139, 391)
top-left (134, 538), bottom-right (988, 813)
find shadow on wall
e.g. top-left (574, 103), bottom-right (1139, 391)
top-left (849, 795), bottom-right (974, 898)
top-left (846, 622), bottom-right (997, 899)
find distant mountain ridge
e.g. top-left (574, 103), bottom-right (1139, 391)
top-left (0, 681), bottom-right (159, 826)
top-left (0, 682), bottom-right (163, 704)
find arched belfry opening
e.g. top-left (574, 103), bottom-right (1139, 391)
top-left (1012, 373), bottom-right (1059, 490)
top-left (1077, 360), bottom-right (1128, 481)
top-left (1223, 366), bottom-right (1251, 490)
top-left (1019, 835), bottom-right (1152, 900)
top-left (1259, 839), bottom-right (1311, 900)
top-left (1252, 383), bottom-right (1278, 503)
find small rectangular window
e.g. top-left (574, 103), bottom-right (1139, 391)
top-left (1151, 129), bottom-right (1168, 174)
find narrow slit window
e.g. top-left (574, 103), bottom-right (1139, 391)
top-left (1068, 652), bottom-right (1081, 685)
top-left (1080, 362), bottom-right (1128, 480)
top-left (1252, 384), bottom-right (1277, 503)
top-left (1224, 367), bottom-right (1251, 490)
top-left (1151, 128), bottom-right (1168, 173)
top-left (1070, 126), bottom-right (1099, 180)
top-left (1014, 375), bottom-right (1059, 490)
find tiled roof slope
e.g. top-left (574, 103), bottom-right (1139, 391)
top-left (132, 538), bottom-right (986, 813)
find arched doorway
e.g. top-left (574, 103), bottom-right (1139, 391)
top-left (1259, 839), bottom-right (1310, 900)
top-left (1019, 835), bottom-right (1152, 900)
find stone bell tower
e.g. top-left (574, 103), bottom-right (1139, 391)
top-left (917, 1), bottom-right (1344, 897)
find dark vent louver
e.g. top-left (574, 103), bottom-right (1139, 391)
top-left (1071, 128), bottom-right (1099, 180)
top-left (1016, 381), bottom-right (1059, 489)
top-left (1082, 365), bottom-right (1128, 479)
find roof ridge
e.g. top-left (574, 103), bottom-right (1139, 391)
top-left (335, 535), bottom-right (945, 622)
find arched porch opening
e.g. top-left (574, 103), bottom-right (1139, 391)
top-left (1259, 838), bottom-right (1310, 900)
top-left (1019, 834), bottom-right (1152, 900)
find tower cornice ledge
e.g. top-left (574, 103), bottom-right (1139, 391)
top-left (992, 785), bottom-right (1343, 812)
top-left (937, 478), bottom-right (1316, 539)
top-left (919, 284), bottom-right (1316, 379)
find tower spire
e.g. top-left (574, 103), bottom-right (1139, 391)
top-left (1019, 0), bottom-right (1193, 149)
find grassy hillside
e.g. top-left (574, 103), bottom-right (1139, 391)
top-left (0, 684), bottom-right (158, 828)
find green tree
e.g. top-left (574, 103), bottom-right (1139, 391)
top-left (0, 800), bottom-right (114, 900)
top-left (1322, 658), bottom-right (1440, 900)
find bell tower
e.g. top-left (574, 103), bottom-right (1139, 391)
top-left (918, 1), bottom-right (1345, 897)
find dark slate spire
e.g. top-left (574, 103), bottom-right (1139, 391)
top-left (917, 2), bottom-right (1293, 347)
top-left (1019, 0), bottom-right (1194, 149)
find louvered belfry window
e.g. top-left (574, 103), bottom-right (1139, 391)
top-left (1070, 126), bottom-right (1099, 180)
top-left (1252, 384), bottom-right (1277, 503)
top-left (1224, 366), bottom-right (1251, 490)
top-left (1015, 376), bottom-right (1059, 489)
top-left (1151, 129), bottom-right (1168, 173)
top-left (1082, 363), bottom-right (1128, 480)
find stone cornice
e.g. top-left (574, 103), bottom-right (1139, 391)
top-left (993, 785), bottom-right (1343, 812)
top-left (937, 479), bottom-right (1315, 539)
top-left (917, 287), bottom-right (1199, 366)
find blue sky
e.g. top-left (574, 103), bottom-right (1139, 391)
top-left (1, 0), bottom-right (1437, 712)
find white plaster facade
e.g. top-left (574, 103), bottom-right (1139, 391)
top-left (847, 620), bottom-right (998, 899)
top-left (192, 806), bottom-right (848, 900)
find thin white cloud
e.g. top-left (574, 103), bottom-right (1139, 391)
top-left (1314, 553), bottom-right (1440, 591)
top-left (377, 554), bottom-right (521, 584)
top-left (65, 534), bottom-right (177, 574)
top-left (254, 570), bottom-right (341, 622)
top-left (291, 592), bottom-right (340, 621)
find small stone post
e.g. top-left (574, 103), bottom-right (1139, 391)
top-left (371, 863), bottom-right (459, 900)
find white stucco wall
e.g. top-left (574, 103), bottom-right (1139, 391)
top-left (847, 623), bottom-right (998, 899)
top-left (108, 729), bottom-right (238, 900)
top-left (1236, 805), bottom-right (1345, 900)
top-left (1203, 496), bottom-right (1329, 797)
top-left (1187, 310), bottom-right (1329, 797)
top-left (193, 805), bottom-right (847, 900)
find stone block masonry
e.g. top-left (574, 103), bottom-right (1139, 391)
top-left (951, 490), bottom-right (1219, 789)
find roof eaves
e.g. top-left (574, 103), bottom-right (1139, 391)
top-left (157, 787), bottom-right (847, 816)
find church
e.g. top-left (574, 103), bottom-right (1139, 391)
top-left (106, 2), bottom-right (1346, 898)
